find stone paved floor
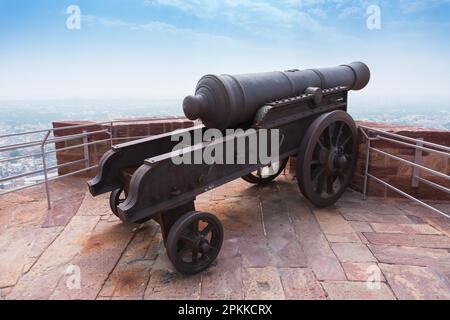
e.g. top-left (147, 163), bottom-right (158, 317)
top-left (1, 175), bottom-right (450, 300)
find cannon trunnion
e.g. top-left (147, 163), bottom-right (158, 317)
top-left (88, 63), bottom-right (370, 274)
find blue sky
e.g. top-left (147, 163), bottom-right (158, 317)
top-left (0, 0), bottom-right (450, 106)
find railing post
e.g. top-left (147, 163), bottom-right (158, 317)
top-left (363, 137), bottom-right (371, 201)
top-left (82, 130), bottom-right (90, 170)
top-left (110, 121), bottom-right (113, 148)
top-left (41, 130), bottom-right (52, 210)
top-left (412, 138), bottom-right (424, 187)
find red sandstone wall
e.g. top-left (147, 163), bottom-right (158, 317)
top-left (52, 117), bottom-right (194, 177)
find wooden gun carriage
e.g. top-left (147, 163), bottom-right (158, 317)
top-left (88, 62), bottom-right (370, 274)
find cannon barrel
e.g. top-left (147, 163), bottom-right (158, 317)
top-left (183, 61), bottom-right (370, 129)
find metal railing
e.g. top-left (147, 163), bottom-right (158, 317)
top-left (0, 117), bottom-right (186, 209)
top-left (360, 125), bottom-right (450, 219)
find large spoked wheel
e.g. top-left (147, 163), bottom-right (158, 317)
top-left (242, 158), bottom-right (289, 185)
top-left (109, 188), bottom-right (151, 223)
top-left (166, 211), bottom-right (223, 275)
top-left (297, 111), bottom-right (358, 208)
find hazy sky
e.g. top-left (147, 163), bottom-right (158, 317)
top-left (0, 0), bottom-right (450, 105)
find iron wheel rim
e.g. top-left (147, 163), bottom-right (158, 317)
top-left (297, 111), bottom-right (358, 207)
top-left (166, 211), bottom-right (223, 274)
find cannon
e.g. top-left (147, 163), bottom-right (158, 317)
top-left (88, 62), bottom-right (370, 274)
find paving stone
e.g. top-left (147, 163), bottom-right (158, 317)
top-left (0, 228), bottom-right (34, 288)
top-left (42, 192), bottom-right (85, 227)
top-left (331, 243), bottom-right (376, 263)
top-left (314, 208), bottom-right (355, 235)
top-left (7, 215), bottom-right (100, 299)
top-left (76, 193), bottom-right (112, 216)
top-left (396, 203), bottom-right (442, 218)
top-left (425, 217), bottom-right (450, 237)
top-left (369, 244), bottom-right (450, 272)
top-left (260, 188), bottom-right (307, 267)
top-left (349, 221), bottom-right (373, 233)
top-left (364, 232), bottom-right (450, 249)
top-left (144, 251), bottom-right (201, 300)
top-left (21, 227), bottom-right (64, 274)
top-left (380, 264), bottom-right (450, 300)
top-left (98, 223), bottom-right (159, 298)
top-left (289, 205), bottom-right (346, 281)
top-left (50, 220), bottom-right (135, 299)
top-left (279, 268), bottom-right (326, 300)
top-left (321, 281), bottom-right (395, 300)
top-left (325, 233), bottom-right (361, 243)
top-left (342, 262), bottom-right (385, 282)
top-left (370, 223), bottom-right (441, 235)
top-left (198, 196), bottom-right (264, 238)
top-left (340, 209), bottom-right (415, 224)
top-left (201, 237), bottom-right (243, 300)
top-left (242, 267), bottom-right (285, 300)
top-left (99, 260), bottom-right (153, 299)
top-left (239, 236), bottom-right (278, 268)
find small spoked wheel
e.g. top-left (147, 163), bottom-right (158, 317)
top-left (166, 211), bottom-right (223, 275)
top-left (109, 188), bottom-right (126, 216)
top-left (297, 111), bottom-right (358, 208)
top-left (109, 188), bottom-right (151, 223)
top-left (242, 158), bottom-right (289, 185)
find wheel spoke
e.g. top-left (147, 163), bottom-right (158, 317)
top-left (257, 168), bottom-right (263, 178)
top-left (201, 223), bottom-right (213, 237)
top-left (317, 139), bottom-right (329, 153)
top-left (316, 171), bottom-right (326, 194)
top-left (192, 246), bottom-right (199, 263)
top-left (312, 167), bottom-right (325, 181)
top-left (339, 134), bottom-right (352, 148)
top-left (328, 124), bottom-right (335, 147)
top-left (326, 174), bottom-right (334, 195)
top-left (180, 234), bottom-right (195, 245)
top-left (335, 122), bottom-right (345, 146)
top-left (192, 219), bottom-right (200, 236)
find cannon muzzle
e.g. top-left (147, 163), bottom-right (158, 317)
top-left (183, 62), bottom-right (370, 129)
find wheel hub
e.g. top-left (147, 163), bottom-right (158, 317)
top-left (327, 148), bottom-right (348, 171)
top-left (199, 240), bottom-right (210, 253)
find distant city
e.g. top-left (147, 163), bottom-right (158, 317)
top-left (0, 99), bottom-right (449, 192)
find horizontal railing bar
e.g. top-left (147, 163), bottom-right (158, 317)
top-left (112, 136), bottom-right (148, 141)
top-left (376, 135), bottom-right (450, 158)
top-left (0, 117), bottom-right (186, 139)
top-left (51, 138), bottom-right (111, 153)
top-left (0, 138), bottom-right (111, 163)
top-left (360, 125), bottom-right (450, 153)
top-left (370, 147), bottom-right (450, 181)
top-left (0, 168), bottom-right (45, 183)
top-left (0, 181), bottom-right (47, 196)
top-left (45, 129), bottom-right (109, 145)
top-left (416, 176), bottom-right (450, 194)
top-left (47, 165), bottom-right (98, 181)
top-left (0, 151), bottom-right (44, 163)
top-left (0, 129), bottom-right (109, 153)
top-left (0, 164), bottom-right (98, 197)
top-left (368, 174), bottom-right (449, 219)
top-left (0, 158), bottom-right (85, 183)
top-left (0, 121), bottom-right (112, 139)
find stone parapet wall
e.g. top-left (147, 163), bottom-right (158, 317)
top-left (52, 117), bottom-right (194, 176)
